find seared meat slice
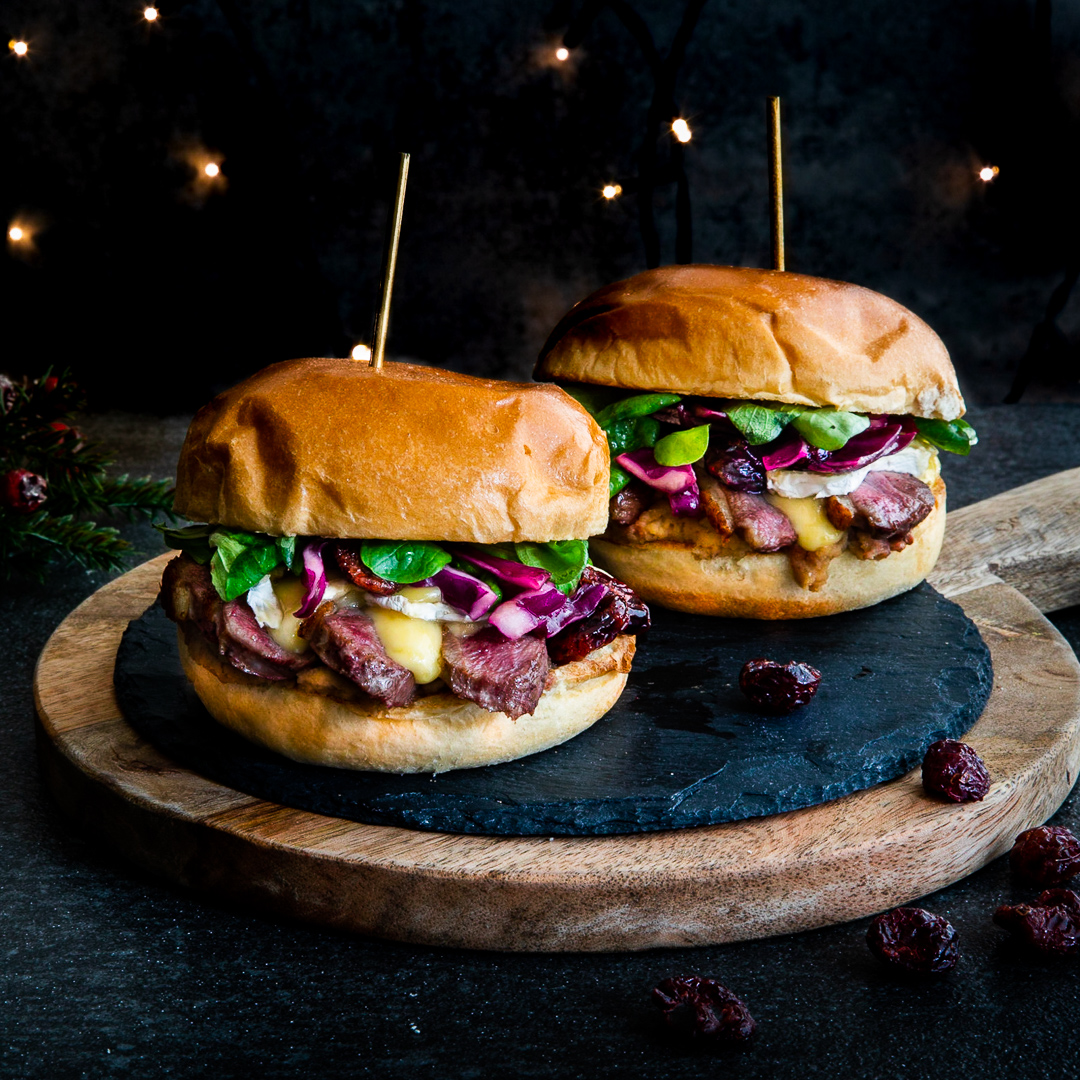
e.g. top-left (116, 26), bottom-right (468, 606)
top-left (160, 554), bottom-right (220, 642)
top-left (724, 490), bottom-right (797, 552)
top-left (302, 607), bottom-right (416, 707)
top-left (609, 481), bottom-right (653, 526)
top-left (787, 538), bottom-right (847, 591)
top-left (217, 599), bottom-right (318, 680)
top-left (441, 627), bottom-right (549, 720)
top-left (548, 567), bottom-right (650, 665)
top-left (844, 472), bottom-right (934, 539)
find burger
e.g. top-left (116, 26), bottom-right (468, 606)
top-left (534, 265), bottom-right (976, 619)
top-left (157, 358), bottom-right (648, 773)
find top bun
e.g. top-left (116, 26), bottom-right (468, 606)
top-left (536, 265), bottom-right (964, 420)
top-left (174, 358), bottom-right (610, 542)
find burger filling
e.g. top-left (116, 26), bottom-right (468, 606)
top-left (158, 530), bottom-right (649, 719)
top-left (569, 388), bottom-right (977, 591)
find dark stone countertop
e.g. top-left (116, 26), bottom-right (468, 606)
top-left (4, 402), bottom-right (1080, 1080)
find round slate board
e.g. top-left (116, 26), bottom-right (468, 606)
top-left (113, 582), bottom-right (992, 837)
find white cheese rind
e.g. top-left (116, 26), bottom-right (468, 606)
top-left (767, 444), bottom-right (936, 499)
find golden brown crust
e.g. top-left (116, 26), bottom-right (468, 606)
top-left (589, 479), bottom-right (946, 619)
top-left (174, 358), bottom-right (610, 542)
top-left (178, 626), bottom-right (635, 773)
top-left (535, 265), bottom-right (964, 420)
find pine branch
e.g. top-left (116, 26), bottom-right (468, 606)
top-left (98, 475), bottom-right (178, 521)
top-left (7, 512), bottom-right (132, 577)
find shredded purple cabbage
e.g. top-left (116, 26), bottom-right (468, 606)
top-left (615, 448), bottom-right (697, 494)
top-left (451, 547), bottom-right (551, 591)
top-left (760, 429), bottom-right (810, 471)
top-left (805, 422), bottom-right (916, 473)
top-left (293, 540), bottom-right (329, 618)
top-left (488, 584), bottom-right (567, 639)
top-left (668, 480), bottom-right (702, 517)
top-left (425, 566), bottom-right (500, 621)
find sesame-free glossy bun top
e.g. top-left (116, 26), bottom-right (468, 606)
top-left (174, 358), bottom-right (610, 541)
top-left (535, 265), bottom-right (965, 420)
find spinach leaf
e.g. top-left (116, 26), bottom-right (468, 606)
top-left (726, 402), bottom-right (803, 445)
top-left (913, 417), bottom-right (978, 456)
top-left (513, 539), bottom-right (589, 593)
top-left (604, 415), bottom-right (661, 459)
top-left (156, 522), bottom-right (214, 565)
top-left (593, 392), bottom-right (682, 429)
top-left (609, 463), bottom-right (632, 499)
top-left (791, 409), bottom-right (871, 451)
top-left (360, 540), bottom-right (453, 583)
top-left (653, 424), bottom-right (710, 466)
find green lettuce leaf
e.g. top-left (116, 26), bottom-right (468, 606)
top-left (913, 417), bottom-right (978, 456)
top-left (209, 529), bottom-right (288, 602)
top-left (791, 409), bottom-right (871, 451)
top-left (156, 522), bottom-right (214, 565)
top-left (360, 540), bottom-right (452, 584)
top-left (653, 424), bottom-right (710, 466)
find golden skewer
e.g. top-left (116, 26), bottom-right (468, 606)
top-left (370, 152), bottom-right (411, 370)
top-left (767, 96), bottom-right (784, 272)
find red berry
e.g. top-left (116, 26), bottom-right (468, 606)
top-left (652, 976), bottom-right (756, 1043)
top-left (2, 468), bottom-right (48, 512)
top-left (1010, 826), bottom-right (1080, 886)
top-left (994, 888), bottom-right (1080, 953)
top-left (41, 375), bottom-right (59, 393)
top-left (921, 739), bottom-right (990, 803)
top-left (739, 658), bottom-right (822, 714)
top-left (867, 907), bottom-right (959, 974)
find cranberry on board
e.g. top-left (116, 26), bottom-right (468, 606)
top-left (866, 907), bottom-right (959, 974)
top-left (1009, 826), bottom-right (1080, 887)
top-left (738, 658), bottom-right (821, 714)
top-left (994, 888), bottom-right (1080, 954)
top-left (651, 976), bottom-right (756, 1043)
top-left (921, 739), bottom-right (991, 803)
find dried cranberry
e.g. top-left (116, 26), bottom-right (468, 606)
top-left (920, 739), bottom-right (991, 803)
top-left (2, 468), bottom-right (47, 513)
top-left (705, 438), bottom-right (766, 493)
top-left (994, 888), bottom-right (1080, 953)
top-left (867, 907), bottom-right (959, 974)
top-left (548, 567), bottom-right (650, 664)
top-left (333, 543), bottom-right (398, 595)
top-left (738, 658), bottom-right (821, 714)
top-left (1009, 826), bottom-right (1080, 886)
top-left (652, 976), bottom-right (756, 1043)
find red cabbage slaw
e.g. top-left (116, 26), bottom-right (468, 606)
top-left (290, 540), bottom-right (606, 642)
top-left (616, 413), bottom-right (924, 514)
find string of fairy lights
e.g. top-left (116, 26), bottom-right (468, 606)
top-left (4, 14), bottom-right (1004, 349)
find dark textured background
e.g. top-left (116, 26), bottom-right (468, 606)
top-left (3, 0), bottom-right (1080, 410)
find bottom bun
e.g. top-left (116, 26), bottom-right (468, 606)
top-left (178, 627), bottom-right (635, 773)
top-left (590, 483), bottom-right (946, 620)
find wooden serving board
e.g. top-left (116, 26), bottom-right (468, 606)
top-left (33, 469), bottom-right (1080, 952)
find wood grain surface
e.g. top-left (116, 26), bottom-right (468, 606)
top-left (33, 473), bottom-right (1080, 952)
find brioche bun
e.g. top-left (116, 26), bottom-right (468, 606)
top-left (174, 358), bottom-right (610, 543)
top-left (178, 624), bottom-right (635, 773)
top-left (590, 479), bottom-right (946, 620)
top-left (535, 265), bottom-right (964, 421)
